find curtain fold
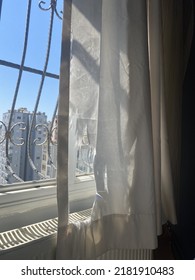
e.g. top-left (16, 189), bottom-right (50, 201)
top-left (57, 0), bottom-right (193, 259)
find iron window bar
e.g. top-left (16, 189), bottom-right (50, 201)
top-left (5, 0), bottom-right (32, 182)
top-left (27, 1), bottom-right (56, 180)
top-left (0, 60), bottom-right (59, 80)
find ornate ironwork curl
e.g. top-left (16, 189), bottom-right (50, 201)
top-left (0, 121), bottom-right (7, 144)
top-left (0, 122), bottom-right (26, 146)
top-left (50, 126), bottom-right (58, 145)
top-left (33, 124), bottom-right (48, 146)
top-left (77, 129), bottom-right (95, 175)
top-left (45, 101), bottom-right (58, 171)
top-left (39, 0), bottom-right (63, 20)
top-left (9, 122), bottom-right (26, 146)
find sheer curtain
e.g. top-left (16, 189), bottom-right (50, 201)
top-left (56, 0), bottom-right (193, 259)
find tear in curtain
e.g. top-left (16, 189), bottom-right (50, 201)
top-left (57, 0), bottom-right (193, 259)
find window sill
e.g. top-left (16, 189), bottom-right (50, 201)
top-left (0, 177), bottom-right (96, 232)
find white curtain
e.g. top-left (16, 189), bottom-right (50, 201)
top-left (56, 0), bottom-right (193, 259)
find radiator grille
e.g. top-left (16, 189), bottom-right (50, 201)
top-left (0, 209), bottom-right (91, 251)
top-left (0, 208), bottom-right (152, 260)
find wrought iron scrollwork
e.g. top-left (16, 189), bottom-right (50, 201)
top-left (39, 0), bottom-right (63, 20)
top-left (0, 121), bottom-right (7, 144)
top-left (1, 121), bottom-right (27, 182)
top-left (33, 124), bottom-right (48, 146)
top-left (10, 122), bottom-right (26, 146)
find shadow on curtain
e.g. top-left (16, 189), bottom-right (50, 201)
top-left (56, 0), bottom-right (193, 259)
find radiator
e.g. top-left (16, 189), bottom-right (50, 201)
top-left (0, 209), bottom-right (152, 260)
top-left (0, 209), bottom-right (91, 260)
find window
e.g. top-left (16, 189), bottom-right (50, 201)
top-left (0, 0), bottom-right (61, 185)
top-left (0, 0), bottom-right (95, 232)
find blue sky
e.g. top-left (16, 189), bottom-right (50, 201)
top-left (0, 0), bottom-right (63, 121)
